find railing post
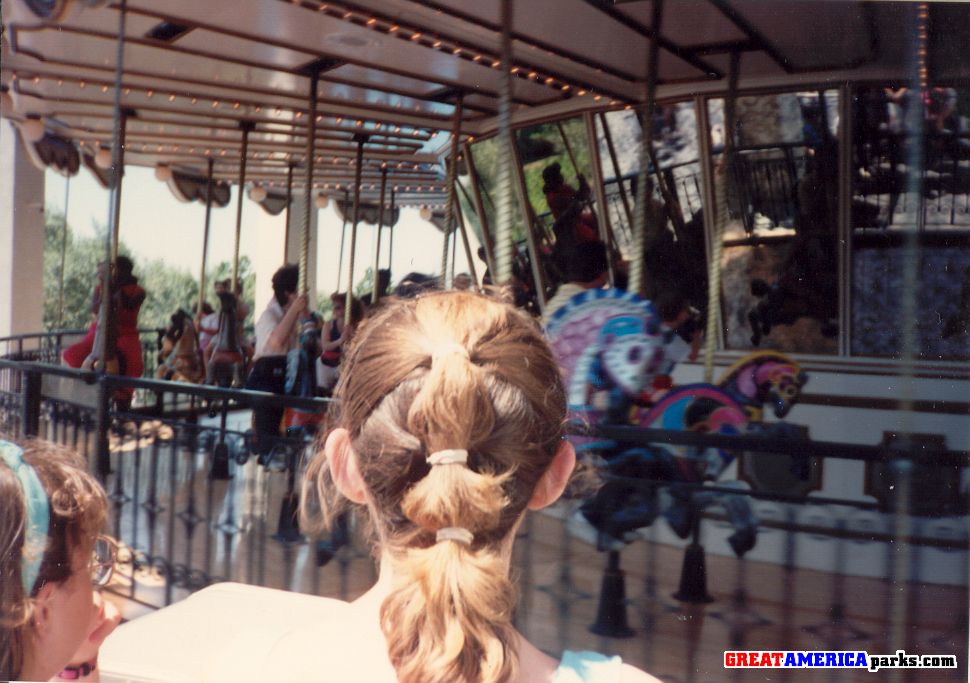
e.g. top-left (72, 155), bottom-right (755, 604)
top-left (20, 369), bottom-right (42, 438)
top-left (94, 375), bottom-right (112, 480)
top-left (673, 512), bottom-right (714, 604)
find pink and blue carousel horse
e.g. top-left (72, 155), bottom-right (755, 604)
top-left (547, 288), bottom-right (808, 557)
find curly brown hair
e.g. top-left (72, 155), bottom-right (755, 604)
top-left (0, 438), bottom-right (107, 681)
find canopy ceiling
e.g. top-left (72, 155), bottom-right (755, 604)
top-left (3, 0), bottom-right (968, 204)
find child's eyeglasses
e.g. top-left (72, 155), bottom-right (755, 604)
top-left (90, 535), bottom-right (117, 586)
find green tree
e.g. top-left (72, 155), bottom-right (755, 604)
top-left (42, 209), bottom-right (256, 332)
top-left (43, 210), bottom-right (107, 330)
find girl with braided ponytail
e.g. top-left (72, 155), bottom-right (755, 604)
top-left (290, 291), bottom-right (657, 683)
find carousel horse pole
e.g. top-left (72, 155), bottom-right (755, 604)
top-left (463, 140), bottom-right (496, 280)
top-left (56, 174), bottom-right (71, 329)
top-left (454, 180), bottom-right (480, 286)
top-left (598, 111), bottom-right (635, 230)
top-left (386, 187), bottom-right (397, 283)
top-left (283, 162), bottom-right (294, 263)
top-left (371, 166), bottom-right (388, 305)
top-left (231, 120), bottom-right (253, 293)
top-left (589, 0), bottom-right (665, 638)
top-left (335, 188), bottom-right (350, 292)
top-left (583, 111), bottom-right (619, 286)
top-left (92, 0), bottom-right (129, 478)
top-left (492, 0), bottom-right (514, 285)
top-left (441, 95), bottom-right (464, 288)
top-left (345, 134), bottom-right (367, 327)
top-left (197, 158), bottom-right (215, 317)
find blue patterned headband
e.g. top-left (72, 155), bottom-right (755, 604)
top-left (0, 441), bottom-right (50, 595)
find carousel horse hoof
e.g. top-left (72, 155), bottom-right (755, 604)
top-left (728, 527), bottom-right (757, 558)
top-left (566, 510), bottom-right (626, 552)
top-left (665, 504), bottom-right (694, 539)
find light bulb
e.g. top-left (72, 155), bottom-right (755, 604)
top-left (315, 194), bottom-right (329, 209)
top-left (94, 147), bottom-right (112, 169)
top-left (419, 206), bottom-right (433, 221)
top-left (249, 184), bottom-right (267, 202)
top-left (154, 164), bottom-right (173, 182)
top-left (21, 117), bottom-right (45, 143)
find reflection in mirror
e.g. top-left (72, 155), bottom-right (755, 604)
top-left (851, 84), bottom-right (970, 359)
top-left (596, 104), bottom-right (707, 320)
top-left (514, 117), bottom-right (598, 292)
top-left (710, 91), bottom-right (840, 355)
top-left (467, 136), bottom-right (541, 314)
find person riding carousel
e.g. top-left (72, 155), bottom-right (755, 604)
top-left (62, 256), bottom-right (146, 407)
top-left (542, 162), bottom-right (599, 244)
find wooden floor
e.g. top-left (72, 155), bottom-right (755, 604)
top-left (102, 494), bottom-right (968, 683)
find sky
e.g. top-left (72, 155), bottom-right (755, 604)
top-left (44, 165), bottom-right (481, 312)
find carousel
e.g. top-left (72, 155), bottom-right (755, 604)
top-left (0, 0), bottom-right (968, 680)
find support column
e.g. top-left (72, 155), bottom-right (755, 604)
top-left (0, 121), bottom-right (45, 340)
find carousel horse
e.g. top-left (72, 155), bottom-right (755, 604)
top-left (282, 312), bottom-right (325, 434)
top-left (576, 328), bottom-right (807, 556)
top-left (156, 309), bottom-right (204, 383)
top-left (206, 291), bottom-right (248, 388)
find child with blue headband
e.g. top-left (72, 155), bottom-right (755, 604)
top-left (0, 438), bottom-right (120, 682)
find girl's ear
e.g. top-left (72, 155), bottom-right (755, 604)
top-left (29, 582), bottom-right (57, 638)
top-left (325, 428), bottom-right (368, 504)
top-left (527, 440), bottom-right (576, 511)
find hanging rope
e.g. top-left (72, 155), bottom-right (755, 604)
top-left (494, 0), bottom-right (514, 284)
top-left (703, 50), bottom-right (740, 383)
top-left (629, 0), bottom-right (664, 298)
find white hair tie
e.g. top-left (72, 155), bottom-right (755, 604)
top-left (427, 449), bottom-right (468, 466)
top-left (431, 342), bottom-right (469, 363)
top-left (436, 527), bottom-right (474, 545)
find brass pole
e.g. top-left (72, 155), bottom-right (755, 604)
top-left (283, 162), bottom-right (294, 264)
top-left (441, 96), bottom-right (464, 286)
top-left (345, 135), bottom-right (367, 326)
top-left (463, 141), bottom-right (495, 280)
top-left (300, 71), bottom-right (319, 296)
top-left (197, 158), bottom-right (215, 318)
top-left (372, 166), bottom-right (388, 304)
top-left (231, 121), bottom-right (254, 292)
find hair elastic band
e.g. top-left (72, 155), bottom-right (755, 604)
top-left (431, 342), bottom-right (469, 363)
top-left (0, 441), bottom-right (50, 595)
top-left (435, 527), bottom-right (474, 545)
top-left (426, 449), bottom-right (468, 466)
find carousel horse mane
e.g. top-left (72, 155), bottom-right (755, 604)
top-left (157, 309), bottom-right (204, 383)
top-left (206, 291), bottom-right (247, 388)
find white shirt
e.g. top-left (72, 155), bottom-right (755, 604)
top-left (253, 299), bottom-right (297, 359)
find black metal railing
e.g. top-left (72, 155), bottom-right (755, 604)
top-left (0, 357), bottom-right (966, 680)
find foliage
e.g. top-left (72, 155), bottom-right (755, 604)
top-left (43, 209), bottom-right (255, 331)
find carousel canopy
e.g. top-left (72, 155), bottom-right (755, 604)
top-left (3, 0), bottom-right (968, 205)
